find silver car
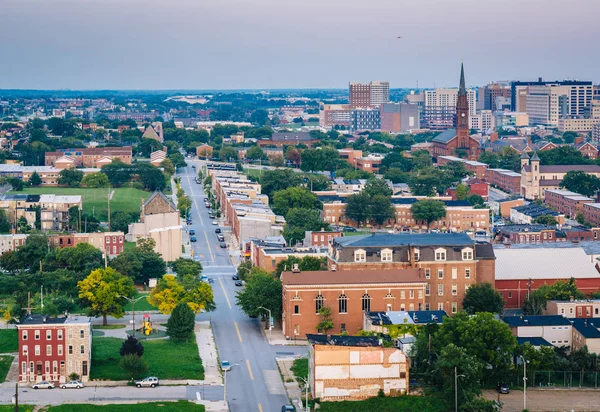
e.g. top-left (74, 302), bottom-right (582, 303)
top-left (32, 381), bottom-right (55, 389)
top-left (135, 376), bottom-right (159, 388)
top-left (60, 380), bottom-right (84, 389)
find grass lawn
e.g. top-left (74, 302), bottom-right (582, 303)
top-left (243, 167), bottom-right (262, 180)
top-left (123, 241), bottom-right (137, 253)
top-left (290, 358), bottom-right (308, 383)
top-left (46, 401), bottom-right (205, 411)
top-left (18, 187), bottom-right (149, 221)
top-left (91, 337), bottom-right (204, 381)
top-left (0, 329), bottom-right (17, 353)
top-left (0, 407), bottom-right (33, 412)
top-left (318, 396), bottom-right (445, 412)
top-left (123, 292), bottom-right (157, 312)
top-left (0, 355), bottom-right (13, 382)
top-left (92, 324), bottom-right (126, 330)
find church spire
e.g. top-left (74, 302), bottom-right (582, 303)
top-left (459, 62), bottom-right (466, 95)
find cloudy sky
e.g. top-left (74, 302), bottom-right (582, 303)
top-left (0, 0), bottom-right (598, 90)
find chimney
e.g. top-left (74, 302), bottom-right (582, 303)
top-left (292, 263), bottom-right (300, 273)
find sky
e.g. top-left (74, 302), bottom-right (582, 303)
top-left (1, 0), bottom-right (599, 90)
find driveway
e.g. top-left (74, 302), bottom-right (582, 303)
top-left (483, 389), bottom-right (600, 411)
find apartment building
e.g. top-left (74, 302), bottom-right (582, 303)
top-left (544, 189), bottom-right (593, 219)
top-left (45, 147), bottom-right (132, 168)
top-left (349, 81), bottom-right (389, 108)
top-left (17, 315), bottom-right (92, 384)
top-left (511, 80), bottom-right (592, 113)
top-left (545, 299), bottom-right (600, 318)
top-left (350, 108), bottom-right (380, 131)
top-left (40, 195), bottom-right (83, 231)
top-left (503, 316), bottom-right (572, 348)
top-left (252, 244), bottom-right (328, 273)
top-left (0, 234), bottom-right (27, 254)
top-left (582, 203), bottom-right (600, 227)
top-left (469, 110), bottom-right (495, 132)
top-left (304, 230), bottom-right (343, 247)
top-left (319, 104), bottom-right (352, 129)
top-left (0, 164), bottom-right (100, 186)
top-left (48, 232), bottom-right (125, 257)
top-left (509, 203), bottom-right (562, 225)
top-left (486, 168), bottom-right (521, 194)
top-left (525, 83), bottom-right (593, 127)
top-left (231, 202), bottom-right (285, 245)
top-left (422, 88), bottom-right (476, 130)
top-left (379, 103), bottom-right (420, 133)
top-left (488, 197), bottom-right (525, 218)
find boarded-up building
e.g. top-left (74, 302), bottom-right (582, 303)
top-left (307, 334), bottom-right (409, 401)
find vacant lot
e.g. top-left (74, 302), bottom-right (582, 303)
top-left (0, 329), bottom-right (17, 353)
top-left (0, 355), bottom-right (13, 382)
top-left (19, 187), bottom-right (149, 221)
top-left (91, 337), bottom-right (204, 381)
top-left (46, 401), bottom-right (205, 411)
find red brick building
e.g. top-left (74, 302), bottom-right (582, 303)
top-left (544, 189), bottom-right (593, 219)
top-left (583, 203), bottom-right (600, 227)
top-left (485, 168), bottom-right (521, 194)
top-left (577, 142), bottom-right (599, 160)
top-left (44, 147), bottom-right (132, 168)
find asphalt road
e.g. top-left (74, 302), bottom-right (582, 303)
top-left (181, 161), bottom-right (294, 412)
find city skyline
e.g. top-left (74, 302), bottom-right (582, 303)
top-left (1, 0), bottom-right (599, 90)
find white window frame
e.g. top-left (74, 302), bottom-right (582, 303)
top-left (381, 248), bottom-right (393, 262)
top-left (354, 249), bottom-right (366, 262)
top-left (435, 248), bottom-right (447, 261)
top-left (452, 284), bottom-right (458, 296)
top-left (414, 248), bottom-right (420, 261)
top-left (438, 284), bottom-right (444, 296)
top-left (465, 268), bottom-right (471, 278)
top-left (462, 248), bottom-right (474, 261)
top-left (452, 267), bottom-right (457, 279)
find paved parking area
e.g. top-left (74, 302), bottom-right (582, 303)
top-left (483, 389), bottom-right (600, 411)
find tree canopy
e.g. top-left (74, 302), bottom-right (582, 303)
top-left (272, 187), bottom-right (321, 217)
top-left (560, 170), bottom-right (600, 197)
top-left (462, 282), bottom-right (505, 314)
top-left (410, 199), bottom-right (446, 229)
top-left (235, 271), bottom-right (282, 317)
top-left (148, 274), bottom-right (215, 314)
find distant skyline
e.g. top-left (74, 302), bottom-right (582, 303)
top-left (1, 0), bottom-right (599, 90)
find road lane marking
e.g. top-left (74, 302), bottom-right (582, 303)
top-left (204, 231), bottom-right (215, 261)
top-left (186, 173), bottom-right (215, 263)
top-left (258, 404), bottom-right (263, 412)
top-left (235, 322), bottom-right (243, 343)
top-left (246, 359), bottom-right (254, 380)
top-left (218, 277), bottom-right (232, 309)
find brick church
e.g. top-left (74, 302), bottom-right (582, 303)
top-left (431, 64), bottom-right (481, 160)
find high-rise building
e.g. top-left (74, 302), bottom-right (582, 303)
top-left (481, 83), bottom-right (512, 111)
top-left (423, 87), bottom-right (476, 130)
top-left (525, 83), bottom-right (593, 127)
top-left (349, 81), bottom-right (389, 108)
top-left (511, 79), bottom-right (593, 112)
top-left (320, 104), bottom-right (352, 128)
top-left (351, 108), bottom-right (380, 131)
top-left (380, 103), bottom-right (420, 133)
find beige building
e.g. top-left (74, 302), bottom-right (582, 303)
top-left (0, 234), bottom-right (28, 254)
top-left (39, 195), bottom-right (83, 231)
top-left (308, 334), bottom-right (409, 401)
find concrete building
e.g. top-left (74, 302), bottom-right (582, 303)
top-left (379, 103), bottom-right (420, 133)
top-left (17, 314), bottom-right (92, 384)
top-left (511, 80), bottom-right (593, 113)
top-left (349, 81), bottom-right (389, 108)
top-left (545, 299), bottom-right (600, 318)
top-left (509, 203), bottom-right (562, 225)
top-left (494, 112), bottom-right (530, 128)
top-left (488, 197), bottom-right (525, 218)
top-left (469, 110), bottom-right (495, 132)
top-left (481, 83), bottom-right (512, 111)
top-left (423, 88), bottom-right (476, 130)
top-left (0, 234), bottom-right (27, 255)
top-left (572, 319), bottom-right (600, 354)
top-left (320, 104), bottom-right (352, 129)
top-left (307, 334), bottom-right (408, 400)
top-left (503, 316), bottom-right (572, 348)
top-left (351, 108), bottom-right (380, 131)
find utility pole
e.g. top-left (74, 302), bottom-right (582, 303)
top-left (520, 356), bottom-right (528, 411)
top-left (40, 286), bottom-right (43, 311)
top-left (107, 187), bottom-right (111, 231)
top-left (24, 293), bottom-right (32, 315)
top-left (78, 207), bottom-right (81, 232)
top-left (14, 382), bottom-right (18, 412)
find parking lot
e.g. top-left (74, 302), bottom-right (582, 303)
top-left (483, 389), bottom-right (600, 411)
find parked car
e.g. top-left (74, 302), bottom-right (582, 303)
top-left (234, 280), bottom-right (243, 287)
top-left (232, 275), bottom-right (239, 280)
top-left (60, 380), bottom-right (84, 389)
top-left (192, 165), bottom-right (196, 169)
top-left (281, 406), bottom-right (296, 412)
top-left (190, 236), bottom-right (197, 242)
top-left (343, 226), bottom-right (357, 232)
top-left (221, 360), bottom-right (231, 371)
top-left (204, 197), bottom-right (209, 202)
top-left (135, 377), bottom-right (159, 388)
top-left (32, 381), bottom-right (55, 389)
top-left (219, 242), bottom-right (227, 248)
top-left (212, 221), bottom-right (218, 225)
top-left (217, 235), bottom-right (225, 242)
top-left (497, 383), bottom-right (509, 394)
top-left (189, 229), bottom-right (195, 235)
top-left (215, 228), bottom-right (221, 233)
top-left (208, 214), bottom-right (215, 219)
top-left (201, 275), bottom-right (208, 282)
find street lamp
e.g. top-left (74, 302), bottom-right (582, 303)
top-left (119, 295), bottom-right (146, 337)
top-left (455, 366), bottom-right (465, 412)
top-left (297, 375), bottom-right (310, 412)
top-left (257, 306), bottom-right (272, 343)
top-left (519, 356), bottom-right (529, 411)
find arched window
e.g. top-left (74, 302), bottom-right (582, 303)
top-left (361, 294), bottom-right (371, 312)
top-left (338, 294), bottom-right (348, 314)
top-left (315, 294), bottom-right (324, 314)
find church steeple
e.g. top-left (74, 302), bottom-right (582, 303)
top-left (456, 63), bottom-right (469, 132)
top-left (459, 62), bottom-right (466, 94)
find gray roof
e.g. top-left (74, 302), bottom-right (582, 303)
top-left (432, 128), bottom-right (457, 143)
top-left (334, 232), bottom-right (474, 248)
top-left (494, 247), bottom-right (600, 280)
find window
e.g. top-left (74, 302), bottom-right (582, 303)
top-left (438, 302), bottom-right (444, 310)
top-left (400, 290), bottom-right (405, 299)
top-left (341, 324), bottom-right (346, 333)
top-left (418, 290), bottom-right (423, 299)
top-left (80, 329), bottom-right (85, 339)
top-left (68, 329), bottom-right (72, 338)
top-left (452, 302), bottom-right (458, 313)
top-left (465, 284), bottom-right (470, 293)
top-left (106, 237), bottom-right (110, 244)
top-left (508, 292), bottom-right (512, 299)
top-left (35, 345), bottom-right (40, 356)
top-left (381, 248), bottom-right (393, 262)
top-left (462, 248), bottom-right (473, 260)
top-left (414, 249), bottom-right (420, 261)
top-left (438, 268), bottom-right (444, 279)
top-left (409, 290), bottom-right (414, 299)
top-left (22, 331), bottom-right (27, 341)
top-left (21, 362), bottom-right (26, 375)
top-left (435, 248), bottom-right (446, 261)
top-left (315, 295), bottom-right (324, 313)
top-left (34, 330), bottom-right (40, 340)
top-left (452, 284), bottom-right (457, 296)
top-left (58, 330), bottom-right (63, 340)
top-left (58, 345), bottom-right (63, 356)
top-left (68, 345), bottom-right (73, 355)
top-left (46, 345), bottom-right (52, 356)
top-left (45, 362), bottom-right (50, 374)
top-left (438, 284), bottom-right (444, 296)
top-left (354, 249), bottom-right (366, 262)
top-left (80, 345), bottom-right (85, 354)
top-left (22, 345), bottom-right (28, 355)
top-left (46, 330), bottom-right (51, 340)
top-left (361, 294), bottom-right (371, 312)
top-left (465, 268), bottom-right (471, 278)
top-left (53, 361), bottom-right (57, 374)
top-left (425, 268), bottom-right (430, 279)
top-left (338, 294), bottom-right (348, 314)
top-left (425, 284), bottom-right (430, 296)
top-left (293, 305), bottom-right (299, 314)
top-left (452, 267), bottom-right (457, 279)
top-left (30, 362), bottom-right (34, 375)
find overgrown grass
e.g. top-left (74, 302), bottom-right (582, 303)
top-left (92, 324), bottom-right (126, 330)
top-left (0, 355), bottom-right (13, 382)
top-left (123, 241), bottom-right (137, 253)
top-left (290, 358), bottom-right (308, 383)
top-left (91, 337), bottom-right (204, 381)
top-left (0, 329), bottom-right (17, 353)
top-left (46, 401), bottom-right (205, 411)
top-left (123, 292), bottom-right (157, 312)
top-left (0, 406), bottom-right (33, 412)
top-left (318, 395), bottom-right (445, 412)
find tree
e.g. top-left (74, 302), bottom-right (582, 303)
top-left (16, 216), bottom-right (30, 233)
top-left (410, 199), bottom-right (446, 230)
top-left (408, 170), bottom-right (440, 196)
top-left (58, 169), bottom-right (84, 187)
top-left (275, 256), bottom-right (326, 276)
top-left (110, 211), bottom-right (137, 234)
top-left (246, 146), bottom-right (267, 161)
top-left (383, 168), bottom-right (410, 184)
top-left (363, 178), bottom-right (392, 198)
top-left (250, 109), bottom-right (269, 125)
top-left (523, 278), bottom-right (585, 315)
top-left (171, 257), bottom-right (203, 278)
top-left (166, 302), bottom-right (196, 342)
top-left (120, 335), bottom-right (144, 357)
top-left (102, 160), bottom-right (133, 187)
top-left (148, 274), bottom-right (215, 314)
top-left (345, 193), bottom-right (370, 227)
top-left (300, 149), bottom-right (324, 172)
top-left (77, 267), bottom-right (135, 325)
top-left (137, 138), bottom-right (163, 158)
top-left (0, 210), bottom-right (10, 233)
top-left (260, 169), bottom-right (302, 200)
top-left (236, 272), bottom-right (282, 317)
top-left (467, 194), bottom-right (485, 207)
top-left (219, 145), bottom-right (238, 162)
top-left (9, 177), bottom-right (24, 191)
top-left (55, 243), bottom-right (104, 276)
top-left (560, 170), bottom-right (600, 197)
top-left (120, 354), bottom-right (148, 380)
top-left (576, 212), bottom-right (587, 225)
top-left (29, 171), bottom-right (42, 186)
top-left (462, 283), bottom-right (505, 314)
top-left (272, 187), bottom-right (320, 217)
top-left (81, 172), bottom-right (109, 188)
top-left (283, 208), bottom-right (329, 245)
top-left (369, 194), bottom-right (395, 226)
top-left (534, 214), bottom-right (558, 225)
top-left (136, 163), bottom-right (166, 191)
top-left (285, 147), bottom-right (301, 166)
top-left (455, 183), bottom-right (469, 200)
top-left (268, 153), bottom-right (285, 168)
top-left (316, 306), bottom-right (334, 333)
top-left (562, 131), bottom-right (578, 144)
top-left (539, 146), bottom-right (591, 165)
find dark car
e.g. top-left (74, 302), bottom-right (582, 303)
top-left (189, 229), bottom-right (195, 235)
top-left (190, 236), bottom-right (197, 242)
top-left (215, 228), bottom-right (221, 233)
top-left (281, 405), bottom-right (296, 412)
top-left (186, 219), bottom-right (192, 225)
top-left (217, 235), bottom-right (225, 242)
top-left (232, 275), bottom-right (239, 280)
top-left (234, 280), bottom-right (243, 287)
top-left (497, 384), bottom-right (509, 394)
top-left (343, 226), bottom-right (357, 232)
top-left (204, 197), bottom-right (209, 202)
top-left (219, 242), bottom-right (227, 248)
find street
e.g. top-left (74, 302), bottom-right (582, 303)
top-left (181, 160), bottom-right (299, 412)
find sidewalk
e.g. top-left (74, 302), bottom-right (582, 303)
top-left (276, 357), bottom-right (305, 411)
top-left (195, 320), bottom-right (223, 385)
top-left (259, 319), bottom-right (308, 346)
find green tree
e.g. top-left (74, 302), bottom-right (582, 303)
top-left (454, 183), bottom-right (469, 200)
top-left (345, 192), bottom-right (370, 227)
top-left (283, 208), bottom-right (329, 245)
top-left (120, 335), bottom-right (144, 357)
top-left (408, 170), bottom-right (440, 196)
top-left (137, 138), bottom-right (163, 158)
top-left (236, 272), bottom-right (282, 317)
top-left (81, 172), bottom-right (109, 188)
top-left (523, 278), bottom-right (585, 315)
top-left (383, 168), bottom-right (410, 183)
top-left (9, 177), bottom-right (24, 191)
top-left (120, 354), bottom-right (148, 380)
top-left (166, 302), bottom-right (196, 342)
top-left (110, 211), bottom-right (137, 234)
top-left (29, 171), bottom-right (42, 186)
top-left (562, 131), bottom-right (578, 144)
top-left (0, 210), bottom-right (11, 233)
top-left (369, 194), bottom-right (395, 226)
top-left (250, 109), bottom-right (269, 125)
top-left (110, 239), bottom-right (166, 283)
top-left (77, 267), bottom-right (136, 325)
top-left (58, 168), bottom-right (84, 187)
top-left (316, 306), bottom-right (334, 333)
top-left (363, 178), bottom-right (392, 197)
top-left (560, 170), bottom-right (600, 197)
top-left (171, 257), bottom-right (203, 278)
top-left (102, 160), bottom-right (133, 187)
top-left (272, 187), bottom-right (321, 217)
top-left (467, 194), bottom-right (485, 207)
top-left (576, 212), bottom-right (587, 225)
top-left (539, 146), bottom-right (591, 165)
top-left (300, 149), bottom-right (324, 172)
top-left (260, 169), bottom-right (302, 200)
top-left (268, 153), bottom-right (285, 168)
top-left (285, 147), bottom-right (301, 166)
top-left (462, 283), bottom-right (505, 314)
top-left (534, 214), bottom-right (558, 225)
top-left (246, 146), bottom-right (267, 161)
top-left (55, 243), bottom-right (104, 276)
top-left (410, 199), bottom-right (447, 230)
top-left (219, 145), bottom-right (238, 162)
top-left (275, 256), bottom-right (326, 276)
top-left (16, 216), bottom-right (30, 233)
top-left (148, 274), bottom-right (215, 314)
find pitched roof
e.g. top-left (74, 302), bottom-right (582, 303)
top-left (503, 315), bottom-right (572, 327)
top-left (142, 125), bottom-right (161, 141)
top-left (143, 190), bottom-right (177, 212)
top-left (333, 232), bottom-right (474, 248)
top-left (432, 128), bottom-right (457, 143)
top-left (516, 337), bottom-right (553, 346)
top-left (572, 319), bottom-right (600, 339)
top-left (494, 247), bottom-right (600, 280)
top-left (281, 268), bottom-right (424, 286)
top-left (539, 165), bottom-right (600, 173)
